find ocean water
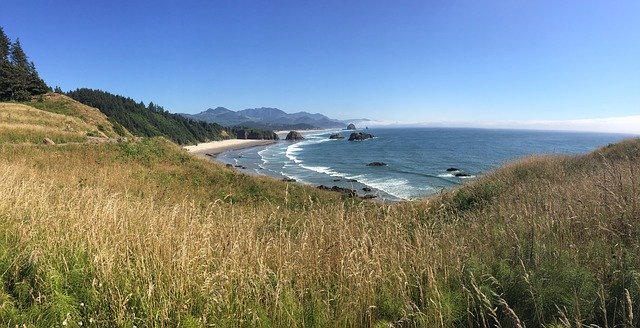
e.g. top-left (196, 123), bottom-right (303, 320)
top-left (216, 128), bottom-right (631, 201)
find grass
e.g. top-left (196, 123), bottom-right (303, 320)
top-left (23, 93), bottom-right (130, 139)
top-left (0, 98), bottom-right (639, 326)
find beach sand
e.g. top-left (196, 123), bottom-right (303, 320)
top-left (184, 139), bottom-right (277, 157)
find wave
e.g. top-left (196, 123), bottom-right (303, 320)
top-left (284, 136), bottom-right (333, 165)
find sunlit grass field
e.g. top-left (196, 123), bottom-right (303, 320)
top-left (0, 96), bottom-right (638, 327)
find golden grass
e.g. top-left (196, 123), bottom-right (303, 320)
top-left (0, 136), bottom-right (638, 327)
top-left (23, 93), bottom-right (130, 138)
top-left (0, 97), bottom-right (638, 326)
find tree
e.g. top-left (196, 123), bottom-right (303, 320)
top-left (0, 30), bottom-right (49, 101)
top-left (0, 27), bottom-right (10, 63)
top-left (9, 38), bottom-right (29, 70)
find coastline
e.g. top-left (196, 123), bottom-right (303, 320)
top-left (184, 139), bottom-right (277, 157)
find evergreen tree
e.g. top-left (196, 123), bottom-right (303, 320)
top-left (0, 27), bottom-right (13, 100)
top-left (9, 38), bottom-right (30, 70)
top-left (0, 31), bottom-right (49, 100)
top-left (0, 27), bottom-right (10, 63)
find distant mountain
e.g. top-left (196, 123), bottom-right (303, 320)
top-left (182, 107), bottom-right (351, 130)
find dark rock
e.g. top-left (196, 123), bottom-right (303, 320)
top-left (317, 185), bottom-right (356, 197)
top-left (282, 178), bottom-right (297, 182)
top-left (333, 179), bottom-right (341, 182)
top-left (347, 179), bottom-right (358, 182)
top-left (346, 123), bottom-right (356, 130)
top-left (446, 167), bottom-right (460, 172)
top-left (361, 195), bottom-right (377, 199)
top-left (285, 131), bottom-right (305, 141)
top-left (329, 133), bottom-right (344, 139)
top-left (455, 172), bottom-right (471, 177)
top-left (366, 162), bottom-right (387, 167)
top-left (362, 187), bottom-right (372, 192)
top-left (205, 153), bottom-right (214, 157)
top-left (348, 132), bottom-right (374, 141)
top-left (225, 164), bottom-right (233, 168)
top-left (234, 165), bottom-right (243, 168)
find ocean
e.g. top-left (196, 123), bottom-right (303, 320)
top-left (216, 128), bottom-right (632, 201)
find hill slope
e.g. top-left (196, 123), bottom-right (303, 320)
top-left (67, 88), bottom-right (229, 145)
top-left (0, 93), bottom-right (128, 144)
top-left (0, 101), bottom-right (639, 326)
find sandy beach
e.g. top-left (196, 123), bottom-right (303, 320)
top-left (184, 139), bottom-right (277, 157)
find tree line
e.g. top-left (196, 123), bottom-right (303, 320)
top-left (67, 88), bottom-right (278, 145)
top-left (67, 88), bottom-right (230, 145)
top-left (0, 27), bottom-right (49, 101)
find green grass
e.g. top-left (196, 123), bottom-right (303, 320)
top-left (1, 99), bottom-right (640, 326)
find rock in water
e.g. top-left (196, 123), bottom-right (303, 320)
top-left (455, 172), bottom-right (471, 177)
top-left (366, 162), bottom-right (387, 167)
top-left (348, 132), bottom-right (374, 141)
top-left (285, 131), bottom-right (305, 141)
top-left (329, 133), bottom-right (344, 139)
top-left (446, 167), bottom-right (460, 172)
top-left (346, 123), bottom-right (356, 130)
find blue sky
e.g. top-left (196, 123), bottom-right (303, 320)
top-left (1, 1), bottom-right (639, 125)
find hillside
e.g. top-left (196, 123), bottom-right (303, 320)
top-left (0, 93), bottom-right (127, 144)
top-left (0, 99), bottom-right (639, 326)
top-left (67, 88), bottom-right (230, 145)
top-left (183, 106), bottom-right (346, 130)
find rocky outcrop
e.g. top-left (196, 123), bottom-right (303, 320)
top-left (282, 177), bottom-right (297, 182)
top-left (329, 133), bottom-right (344, 139)
top-left (366, 162), bottom-right (387, 167)
top-left (348, 132), bottom-right (374, 141)
top-left (446, 167), bottom-right (460, 172)
top-left (346, 123), bottom-right (356, 130)
top-left (362, 187), bottom-right (372, 192)
top-left (317, 185), bottom-right (357, 197)
top-left (455, 172), bottom-right (471, 177)
top-left (285, 131), bottom-right (305, 141)
top-left (235, 129), bottom-right (279, 140)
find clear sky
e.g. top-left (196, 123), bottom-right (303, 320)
top-left (1, 1), bottom-right (639, 126)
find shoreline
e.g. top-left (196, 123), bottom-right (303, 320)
top-left (184, 139), bottom-right (277, 157)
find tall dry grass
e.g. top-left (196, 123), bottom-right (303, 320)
top-left (0, 137), bottom-right (639, 327)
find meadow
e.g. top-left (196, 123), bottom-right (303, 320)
top-left (0, 96), bottom-right (638, 327)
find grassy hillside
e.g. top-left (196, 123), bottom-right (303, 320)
top-left (23, 93), bottom-right (131, 138)
top-left (0, 99), bottom-right (639, 327)
top-left (0, 94), bottom-right (128, 144)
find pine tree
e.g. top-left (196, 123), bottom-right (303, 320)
top-left (0, 27), bottom-right (10, 63)
top-left (0, 27), bottom-right (13, 100)
top-left (10, 38), bottom-right (30, 70)
top-left (0, 35), bottom-right (49, 100)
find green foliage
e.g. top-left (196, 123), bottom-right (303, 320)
top-left (0, 28), bottom-right (49, 101)
top-left (67, 88), bottom-right (230, 145)
top-left (449, 181), bottom-right (503, 213)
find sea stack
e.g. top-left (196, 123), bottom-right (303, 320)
top-left (285, 131), bottom-right (305, 141)
top-left (348, 132), bottom-right (375, 141)
top-left (346, 123), bottom-right (356, 130)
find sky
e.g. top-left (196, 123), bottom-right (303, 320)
top-left (1, 1), bottom-right (639, 132)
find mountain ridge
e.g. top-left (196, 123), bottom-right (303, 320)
top-left (181, 106), bottom-right (362, 130)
